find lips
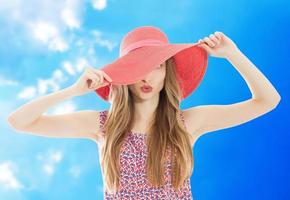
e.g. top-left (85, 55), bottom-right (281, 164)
top-left (141, 85), bottom-right (152, 89)
top-left (140, 85), bottom-right (153, 92)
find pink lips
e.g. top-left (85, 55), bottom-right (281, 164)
top-left (140, 85), bottom-right (153, 93)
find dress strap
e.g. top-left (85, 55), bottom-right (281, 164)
top-left (99, 110), bottom-right (108, 136)
top-left (179, 110), bottom-right (188, 131)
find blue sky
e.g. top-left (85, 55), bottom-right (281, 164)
top-left (0, 0), bottom-right (289, 199)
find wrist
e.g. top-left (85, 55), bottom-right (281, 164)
top-left (225, 47), bottom-right (241, 61)
top-left (65, 85), bottom-right (79, 97)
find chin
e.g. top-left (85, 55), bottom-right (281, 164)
top-left (140, 91), bottom-right (159, 98)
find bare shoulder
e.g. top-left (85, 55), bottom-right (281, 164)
top-left (181, 106), bottom-right (208, 142)
top-left (60, 109), bottom-right (108, 144)
top-left (54, 109), bottom-right (106, 144)
top-left (82, 109), bottom-right (107, 144)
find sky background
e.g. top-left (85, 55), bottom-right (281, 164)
top-left (0, 0), bottom-right (289, 199)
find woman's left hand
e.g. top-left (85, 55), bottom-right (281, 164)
top-left (197, 31), bottom-right (239, 59)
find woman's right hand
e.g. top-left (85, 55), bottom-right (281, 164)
top-left (70, 66), bottom-right (113, 96)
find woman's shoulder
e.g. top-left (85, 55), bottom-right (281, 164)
top-left (83, 109), bottom-right (108, 145)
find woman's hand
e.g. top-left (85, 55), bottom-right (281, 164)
top-left (70, 66), bottom-right (113, 96)
top-left (197, 31), bottom-right (239, 59)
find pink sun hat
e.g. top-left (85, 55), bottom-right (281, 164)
top-left (95, 25), bottom-right (208, 101)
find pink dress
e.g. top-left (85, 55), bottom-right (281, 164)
top-left (98, 110), bottom-right (193, 200)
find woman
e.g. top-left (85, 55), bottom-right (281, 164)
top-left (7, 26), bottom-right (281, 199)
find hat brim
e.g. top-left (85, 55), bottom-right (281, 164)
top-left (95, 42), bottom-right (208, 101)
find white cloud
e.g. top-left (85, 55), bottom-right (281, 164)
top-left (0, 161), bottom-right (24, 190)
top-left (31, 22), bottom-right (58, 43)
top-left (92, 30), bottom-right (116, 51)
top-left (43, 164), bottom-right (54, 176)
top-left (61, 8), bottom-right (81, 29)
top-left (48, 37), bottom-right (69, 52)
top-left (49, 151), bottom-right (63, 163)
top-left (18, 67), bottom-right (69, 99)
top-left (0, 0), bottom-right (113, 55)
top-left (92, 0), bottom-right (107, 10)
top-left (52, 69), bottom-right (67, 83)
top-left (76, 58), bottom-right (90, 72)
top-left (0, 0), bottom-right (22, 21)
top-left (0, 0), bottom-right (84, 28)
top-left (62, 61), bottom-right (76, 76)
top-left (18, 86), bottom-right (37, 99)
top-left (62, 58), bottom-right (89, 77)
top-left (16, 56), bottom-right (98, 103)
top-left (37, 150), bottom-right (63, 177)
top-left (30, 21), bottom-right (69, 52)
top-left (0, 75), bottom-right (19, 86)
top-left (69, 165), bottom-right (82, 178)
top-left (37, 69), bottom-right (67, 95)
top-left (37, 79), bottom-right (58, 96)
top-left (0, 0), bottom-right (86, 52)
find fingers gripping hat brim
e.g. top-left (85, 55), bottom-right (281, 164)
top-left (95, 42), bottom-right (208, 101)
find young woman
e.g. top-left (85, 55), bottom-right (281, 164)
top-left (7, 27), bottom-right (281, 199)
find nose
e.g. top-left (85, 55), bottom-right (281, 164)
top-left (141, 71), bottom-right (153, 84)
top-left (141, 79), bottom-right (150, 85)
top-left (141, 74), bottom-right (147, 82)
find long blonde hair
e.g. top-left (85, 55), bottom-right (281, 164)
top-left (100, 57), bottom-right (194, 194)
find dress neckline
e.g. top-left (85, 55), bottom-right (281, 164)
top-left (129, 130), bottom-right (147, 137)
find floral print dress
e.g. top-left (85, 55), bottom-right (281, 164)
top-left (98, 110), bottom-right (193, 200)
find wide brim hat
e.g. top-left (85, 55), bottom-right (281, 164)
top-left (95, 26), bottom-right (208, 101)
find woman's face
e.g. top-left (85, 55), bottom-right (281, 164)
top-left (128, 61), bottom-right (166, 100)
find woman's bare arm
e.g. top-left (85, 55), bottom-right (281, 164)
top-left (12, 109), bottom-right (101, 142)
top-left (6, 66), bottom-right (112, 143)
top-left (7, 86), bottom-right (100, 141)
top-left (183, 32), bottom-right (281, 140)
top-left (7, 86), bottom-right (77, 129)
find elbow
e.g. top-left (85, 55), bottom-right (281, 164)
top-left (271, 93), bottom-right (281, 108)
top-left (6, 114), bottom-right (25, 131)
top-left (272, 90), bottom-right (282, 106)
top-left (253, 95), bottom-right (281, 111)
top-left (7, 115), bottom-right (19, 130)
top-left (7, 113), bottom-right (15, 126)
top-left (266, 96), bottom-right (281, 111)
